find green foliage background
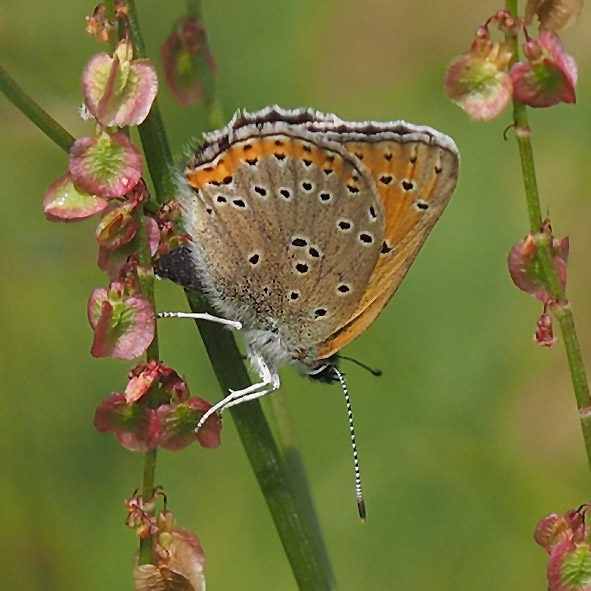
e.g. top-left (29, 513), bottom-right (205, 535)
top-left (1, 1), bottom-right (591, 589)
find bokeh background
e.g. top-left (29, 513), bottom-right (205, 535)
top-left (2, 1), bottom-right (591, 589)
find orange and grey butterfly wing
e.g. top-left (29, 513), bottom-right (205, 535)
top-left (313, 123), bottom-right (459, 359)
top-left (182, 109), bottom-right (385, 353)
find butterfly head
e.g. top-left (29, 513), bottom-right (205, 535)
top-left (303, 356), bottom-right (341, 384)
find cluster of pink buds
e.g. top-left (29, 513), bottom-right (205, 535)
top-left (535, 505), bottom-right (591, 591)
top-left (125, 489), bottom-right (207, 591)
top-left (507, 220), bottom-right (568, 346)
top-left (444, 7), bottom-right (578, 121)
top-left (94, 361), bottom-right (221, 452)
top-left (43, 7), bottom-right (221, 455)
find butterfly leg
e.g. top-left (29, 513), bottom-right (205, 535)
top-left (213, 374), bottom-right (279, 413)
top-left (194, 353), bottom-right (279, 432)
top-left (158, 311), bottom-right (242, 330)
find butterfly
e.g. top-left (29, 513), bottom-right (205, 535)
top-left (180, 105), bottom-right (458, 385)
top-left (162, 106), bottom-right (459, 517)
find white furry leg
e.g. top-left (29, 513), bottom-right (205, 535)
top-left (158, 311), bottom-right (242, 330)
top-left (195, 353), bottom-right (279, 432)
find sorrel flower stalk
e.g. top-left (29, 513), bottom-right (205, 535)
top-left (445, 2), bottom-right (590, 589)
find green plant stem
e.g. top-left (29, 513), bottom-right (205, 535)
top-left (131, 176), bottom-right (164, 567)
top-left (0, 64), bottom-right (75, 152)
top-left (186, 0), bottom-right (224, 130)
top-left (123, 1), bottom-right (171, 563)
top-left (103, 0), bottom-right (118, 52)
top-left (505, 0), bottom-right (591, 472)
top-left (126, 0), bottom-right (176, 204)
top-left (513, 113), bottom-right (542, 232)
top-left (266, 393), bottom-right (334, 556)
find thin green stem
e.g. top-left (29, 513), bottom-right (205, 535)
top-left (185, 0), bottom-right (224, 130)
top-left (126, 0), bottom-right (176, 204)
top-left (103, 0), bottom-right (118, 51)
top-left (135, 203), bottom-right (160, 361)
top-left (553, 304), bottom-right (591, 412)
top-left (122, 1), bottom-right (173, 562)
top-left (134, 192), bottom-right (162, 566)
top-left (505, 1), bottom-right (542, 233)
top-left (513, 116), bottom-right (543, 232)
top-left (505, 0), bottom-right (591, 472)
top-left (139, 447), bottom-right (158, 563)
top-left (0, 64), bottom-right (75, 153)
top-left (267, 394), bottom-right (334, 555)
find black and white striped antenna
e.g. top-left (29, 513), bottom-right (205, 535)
top-left (333, 367), bottom-right (366, 522)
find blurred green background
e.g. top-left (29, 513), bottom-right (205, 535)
top-left (2, 1), bottom-right (591, 589)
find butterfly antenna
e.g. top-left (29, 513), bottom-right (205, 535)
top-left (333, 367), bottom-right (366, 522)
top-left (339, 355), bottom-right (382, 377)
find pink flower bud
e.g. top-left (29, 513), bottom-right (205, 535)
top-left (69, 133), bottom-right (143, 198)
top-left (87, 283), bottom-right (155, 360)
top-left (82, 39), bottom-right (158, 127)
top-left (44, 172), bottom-right (108, 222)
